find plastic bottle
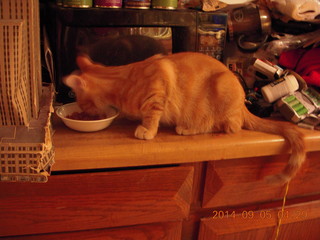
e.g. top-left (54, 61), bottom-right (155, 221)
top-left (261, 74), bottom-right (299, 103)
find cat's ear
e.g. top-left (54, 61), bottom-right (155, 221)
top-left (63, 75), bottom-right (86, 91)
top-left (76, 55), bottom-right (93, 71)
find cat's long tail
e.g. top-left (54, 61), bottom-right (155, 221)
top-left (242, 107), bottom-right (306, 185)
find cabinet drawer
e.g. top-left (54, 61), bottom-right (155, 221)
top-left (198, 200), bottom-right (320, 240)
top-left (203, 152), bottom-right (320, 208)
top-left (4, 222), bottom-right (182, 240)
top-left (0, 166), bottom-right (193, 237)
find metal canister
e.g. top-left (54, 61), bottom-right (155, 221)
top-left (94, 0), bottom-right (122, 8)
top-left (56, 0), bottom-right (63, 6)
top-left (227, 3), bottom-right (271, 40)
top-left (152, 0), bottom-right (177, 10)
top-left (124, 0), bottom-right (150, 9)
top-left (63, 0), bottom-right (93, 8)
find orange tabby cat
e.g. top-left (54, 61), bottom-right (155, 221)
top-left (64, 52), bottom-right (305, 185)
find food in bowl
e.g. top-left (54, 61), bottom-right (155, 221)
top-left (66, 112), bottom-right (106, 121)
top-left (56, 102), bottom-right (119, 132)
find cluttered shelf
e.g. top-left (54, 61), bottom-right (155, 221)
top-left (52, 116), bottom-right (320, 172)
top-left (51, 3), bottom-right (198, 27)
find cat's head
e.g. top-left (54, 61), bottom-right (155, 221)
top-left (63, 56), bottom-right (107, 116)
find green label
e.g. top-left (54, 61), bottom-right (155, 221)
top-left (152, 0), bottom-right (177, 9)
top-left (63, 0), bottom-right (93, 7)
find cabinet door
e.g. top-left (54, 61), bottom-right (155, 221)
top-left (203, 152), bottom-right (320, 208)
top-left (0, 166), bottom-right (193, 237)
top-left (4, 222), bottom-right (182, 240)
top-left (198, 200), bottom-right (320, 240)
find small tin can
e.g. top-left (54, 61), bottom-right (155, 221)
top-left (152, 0), bottom-right (177, 9)
top-left (63, 0), bottom-right (93, 8)
top-left (56, 0), bottom-right (63, 6)
top-left (94, 0), bottom-right (122, 8)
top-left (124, 0), bottom-right (150, 9)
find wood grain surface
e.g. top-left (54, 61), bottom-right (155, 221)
top-left (53, 117), bottom-right (320, 171)
top-left (0, 166), bottom-right (193, 236)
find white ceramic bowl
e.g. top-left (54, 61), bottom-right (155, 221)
top-left (56, 102), bottom-right (119, 132)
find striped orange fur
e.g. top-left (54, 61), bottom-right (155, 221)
top-left (64, 52), bottom-right (306, 185)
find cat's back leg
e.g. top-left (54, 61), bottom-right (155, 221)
top-left (175, 111), bottom-right (215, 135)
top-left (210, 69), bottom-right (245, 134)
top-left (219, 112), bottom-right (243, 133)
top-left (175, 126), bottom-right (202, 135)
top-left (175, 81), bottom-right (215, 135)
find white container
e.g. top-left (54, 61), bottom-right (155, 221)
top-left (261, 74), bottom-right (299, 103)
top-left (56, 102), bottom-right (119, 132)
top-left (253, 58), bottom-right (284, 80)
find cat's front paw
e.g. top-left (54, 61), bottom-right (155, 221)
top-left (135, 125), bottom-right (155, 140)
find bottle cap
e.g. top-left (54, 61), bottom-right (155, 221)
top-left (285, 74), bottom-right (299, 92)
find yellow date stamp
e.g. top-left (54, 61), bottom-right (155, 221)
top-left (212, 210), bottom-right (308, 220)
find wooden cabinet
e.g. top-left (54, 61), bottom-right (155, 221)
top-left (5, 222), bottom-right (183, 240)
top-left (0, 166), bottom-right (193, 237)
top-left (203, 152), bottom-right (320, 208)
top-left (198, 200), bottom-right (320, 240)
top-left (1, 118), bottom-right (320, 239)
top-left (198, 152), bottom-right (320, 240)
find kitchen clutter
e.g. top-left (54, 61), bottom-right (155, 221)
top-left (221, 0), bottom-right (320, 130)
top-left (54, 0), bottom-right (320, 130)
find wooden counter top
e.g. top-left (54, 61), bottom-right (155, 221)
top-left (53, 117), bottom-right (320, 171)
